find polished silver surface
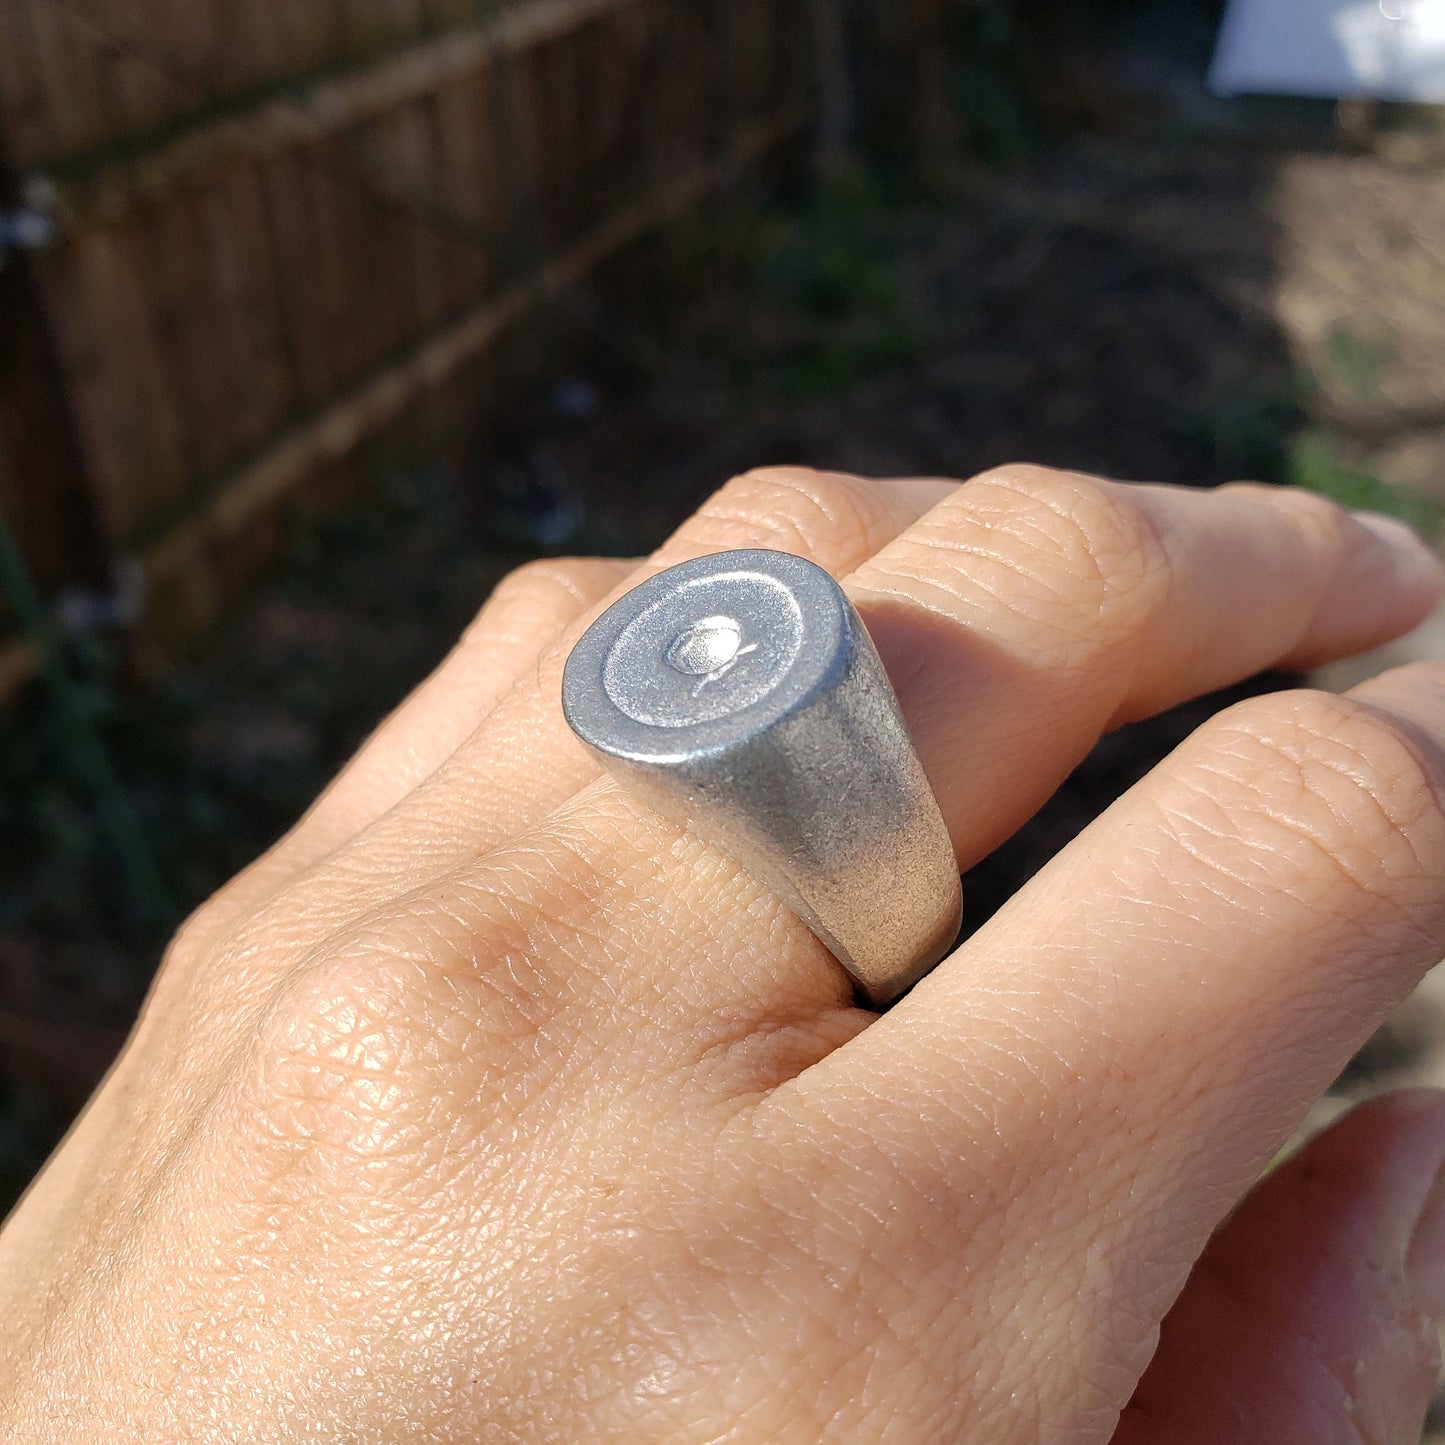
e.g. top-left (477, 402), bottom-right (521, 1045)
top-left (561, 548), bottom-right (962, 1007)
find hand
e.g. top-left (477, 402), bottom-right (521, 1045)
top-left (4, 465), bottom-right (1445, 1444)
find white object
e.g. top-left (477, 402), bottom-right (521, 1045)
top-left (1210, 0), bottom-right (1445, 101)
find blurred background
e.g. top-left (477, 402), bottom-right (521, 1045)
top-left (3, 0), bottom-right (1445, 1409)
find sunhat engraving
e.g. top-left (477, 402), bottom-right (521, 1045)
top-left (664, 616), bottom-right (759, 694)
top-left (602, 571), bottom-right (802, 728)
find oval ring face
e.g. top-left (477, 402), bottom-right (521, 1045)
top-left (602, 570), bottom-right (805, 728)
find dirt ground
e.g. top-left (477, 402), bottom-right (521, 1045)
top-left (5, 5), bottom-right (1445, 1427)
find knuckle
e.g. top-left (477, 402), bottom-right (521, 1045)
top-left (687, 466), bottom-right (896, 563)
top-left (461, 557), bottom-right (619, 654)
top-left (159, 877), bottom-right (261, 974)
top-left (486, 555), bottom-right (604, 613)
top-left (235, 889), bottom-right (566, 1175)
top-left (1224, 478), bottom-right (1358, 558)
top-left (163, 898), bottom-right (220, 968)
top-left (1187, 687), bottom-right (1445, 901)
top-left (963, 465), bottom-right (1174, 657)
top-left (1222, 477), bottom-right (1345, 533)
top-left (240, 945), bottom-right (428, 1168)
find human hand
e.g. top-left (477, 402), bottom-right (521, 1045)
top-left (4, 464), bottom-right (1445, 1443)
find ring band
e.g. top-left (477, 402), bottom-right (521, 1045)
top-left (561, 549), bottom-right (962, 1007)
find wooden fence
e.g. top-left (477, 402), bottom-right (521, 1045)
top-left (0, 0), bottom-right (814, 689)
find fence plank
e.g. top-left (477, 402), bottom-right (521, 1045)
top-left (194, 159), bottom-right (292, 466)
top-left (338, 0), bottom-right (414, 58)
top-left (272, 0), bottom-right (343, 78)
top-left (34, 218), bottom-right (190, 540)
top-left (0, 1), bottom-right (52, 167)
top-left (89, 0), bottom-right (174, 139)
top-left (257, 144), bottom-right (337, 412)
top-left (654, 2), bottom-right (711, 186)
top-left (432, 63), bottom-right (498, 308)
top-left (129, 188), bottom-right (230, 484)
top-left (522, 29), bottom-right (579, 246)
top-left (379, 0), bottom-right (424, 46)
top-left (0, 248), bottom-right (108, 597)
top-left (308, 136), bottom-right (375, 384)
top-left (421, 0), bottom-right (474, 32)
top-left (4, 0), bottom-right (815, 644)
top-left (343, 118), bottom-right (413, 372)
top-left (141, 101), bottom-right (809, 605)
top-left (12, 0), bottom-right (645, 172)
top-left (389, 98), bottom-right (449, 329)
top-left (357, 107), bottom-right (419, 345)
top-left (158, 0), bottom-right (220, 106)
top-left (581, 3), bottom-right (653, 211)
top-left (28, 0), bottom-right (112, 160)
top-left (206, 0), bottom-right (279, 94)
top-left (347, 128), bottom-right (407, 377)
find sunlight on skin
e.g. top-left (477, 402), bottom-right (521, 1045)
top-left (3, 465), bottom-right (1445, 1444)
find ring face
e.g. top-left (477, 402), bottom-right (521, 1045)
top-left (565, 550), bottom-right (848, 762)
top-left (602, 568), bottom-right (804, 727)
top-left (562, 549), bottom-right (962, 1007)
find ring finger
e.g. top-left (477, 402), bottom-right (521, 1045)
top-left (145, 468), bottom-right (956, 1063)
top-left (366, 465), bottom-right (1442, 1070)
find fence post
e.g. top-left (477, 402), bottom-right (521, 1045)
top-left (0, 149), bottom-right (111, 609)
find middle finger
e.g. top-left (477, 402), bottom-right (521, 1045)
top-left (850, 463), bottom-right (1442, 866)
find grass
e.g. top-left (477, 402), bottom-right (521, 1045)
top-left (1287, 429), bottom-right (1442, 537)
top-left (669, 166), bottom-right (932, 403)
top-left (1198, 330), bottom-right (1442, 542)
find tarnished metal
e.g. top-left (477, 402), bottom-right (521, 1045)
top-left (561, 548), bottom-right (962, 1007)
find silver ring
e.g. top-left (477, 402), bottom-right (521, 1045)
top-left (560, 549), bottom-right (962, 1007)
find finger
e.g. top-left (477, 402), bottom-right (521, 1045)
top-left (154, 470), bottom-right (956, 1054)
top-left (276, 467), bottom-right (1438, 942)
top-left (205, 470), bottom-right (954, 937)
top-left (182, 556), bottom-right (636, 945)
top-left (1114, 1090), bottom-right (1445, 1445)
top-left (377, 472), bottom-right (1442, 1045)
top-left (849, 466), bottom-right (1444, 862)
top-left (779, 663), bottom-right (1445, 1440)
top-left (273, 556), bottom-right (638, 861)
top-left (369, 467), bottom-right (958, 864)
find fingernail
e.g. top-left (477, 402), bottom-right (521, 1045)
top-left (1354, 510), bottom-right (1441, 570)
top-left (1406, 1162), bottom-right (1445, 1319)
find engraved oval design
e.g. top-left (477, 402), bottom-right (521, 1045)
top-left (602, 571), bottom-right (804, 728)
top-left (664, 616), bottom-right (744, 677)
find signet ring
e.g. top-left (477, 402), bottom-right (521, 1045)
top-left (561, 549), bottom-right (962, 1008)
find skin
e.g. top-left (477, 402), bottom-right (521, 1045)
top-left (3, 463), bottom-right (1445, 1442)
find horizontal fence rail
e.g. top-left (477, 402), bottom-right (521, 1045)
top-left (0, 0), bottom-right (813, 693)
top-left (0, 0), bottom-right (547, 172)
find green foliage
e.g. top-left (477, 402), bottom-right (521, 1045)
top-left (1287, 429), bottom-right (1442, 537)
top-left (677, 167), bottom-right (927, 401)
top-left (1197, 387), bottom-right (1303, 484)
top-left (1318, 321), bottom-right (1397, 402)
top-left (949, 1), bottom-right (1035, 169)
top-left (757, 172), bottom-right (901, 323)
top-left (1196, 361), bottom-right (1440, 540)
